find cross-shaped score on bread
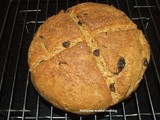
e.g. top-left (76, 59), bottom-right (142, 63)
top-left (28, 2), bottom-right (150, 115)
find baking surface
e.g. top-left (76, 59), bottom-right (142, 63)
top-left (0, 0), bottom-right (160, 120)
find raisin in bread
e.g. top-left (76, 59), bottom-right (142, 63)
top-left (28, 2), bottom-right (150, 115)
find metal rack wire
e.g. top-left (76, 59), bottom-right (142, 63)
top-left (0, 0), bottom-right (160, 120)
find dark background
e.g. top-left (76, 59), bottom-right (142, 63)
top-left (0, 0), bottom-right (160, 120)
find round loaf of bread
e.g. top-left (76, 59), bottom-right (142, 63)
top-left (28, 2), bottom-right (150, 115)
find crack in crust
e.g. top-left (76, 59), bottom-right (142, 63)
top-left (92, 24), bottom-right (137, 36)
top-left (29, 38), bottom-right (83, 70)
top-left (66, 11), bottom-right (123, 105)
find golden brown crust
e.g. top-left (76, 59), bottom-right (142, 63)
top-left (28, 2), bottom-right (150, 114)
top-left (28, 11), bottom-right (84, 69)
top-left (31, 42), bottom-right (112, 114)
top-left (68, 2), bottom-right (136, 32)
top-left (95, 29), bottom-right (150, 104)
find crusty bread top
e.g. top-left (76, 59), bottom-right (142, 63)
top-left (28, 2), bottom-right (150, 114)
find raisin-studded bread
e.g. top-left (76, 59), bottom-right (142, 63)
top-left (28, 2), bottom-right (150, 115)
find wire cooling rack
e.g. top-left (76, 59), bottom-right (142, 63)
top-left (0, 0), bottom-right (160, 120)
